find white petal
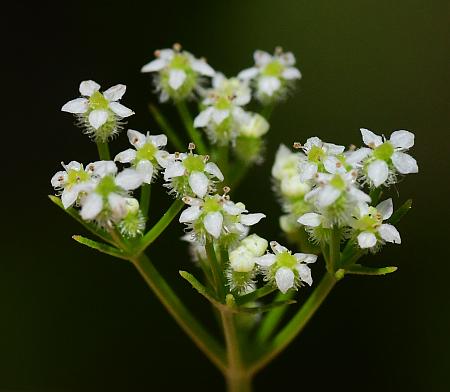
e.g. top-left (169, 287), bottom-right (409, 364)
top-left (255, 254), bottom-right (276, 267)
top-left (189, 171), bottom-right (209, 198)
top-left (390, 130), bottom-right (415, 150)
top-left (323, 143), bottom-right (345, 155)
top-left (282, 67), bottom-right (301, 80)
top-left (275, 267), bottom-right (295, 294)
top-left (360, 128), bottom-right (383, 148)
top-left (114, 148), bottom-right (136, 163)
top-left (155, 150), bottom-right (171, 168)
top-left (88, 109), bottom-right (108, 129)
top-left (297, 213), bottom-right (321, 227)
top-left (61, 188), bottom-right (79, 209)
top-left (240, 213), bottom-right (266, 226)
top-left (141, 58), bottom-right (166, 73)
top-left (179, 206), bottom-right (201, 223)
top-left (79, 80), bottom-right (100, 96)
top-left (304, 137), bottom-right (322, 151)
top-left (136, 160), bottom-right (154, 184)
top-left (103, 84), bottom-right (126, 101)
top-left (115, 168), bottom-right (143, 190)
top-left (168, 69), bottom-right (186, 90)
top-left (367, 160), bottom-right (389, 187)
top-left (194, 107), bottom-right (213, 128)
top-left (324, 156), bottom-right (344, 174)
top-left (51, 171), bottom-right (67, 188)
top-left (294, 253), bottom-right (317, 264)
top-left (346, 147), bottom-right (372, 165)
top-left (108, 193), bottom-right (127, 219)
top-left (88, 160), bottom-right (117, 177)
top-left (299, 161), bottom-right (318, 182)
top-left (109, 102), bottom-right (134, 118)
top-left (392, 152), bottom-right (418, 174)
top-left (61, 98), bottom-right (89, 114)
top-left (296, 264), bottom-right (313, 286)
top-left (223, 201), bottom-right (245, 216)
top-left (127, 129), bottom-right (146, 149)
top-left (148, 134), bottom-right (167, 147)
top-left (376, 198), bottom-right (393, 220)
top-left (64, 161), bottom-right (83, 171)
top-left (258, 76), bottom-right (281, 96)
top-left (190, 59), bottom-right (215, 76)
top-left (164, 161), bottom-right (185, 180)
top-left (357, 231), bottom-right (377, 248)
top-left (212, 109), bottom-right (229, 125)
top-left (378, 224), bottom-right (401, 244)
top-left (237, 67), bottom-right (259, 80)
top-left (348, 187), bottom-right (371, 204)
top-left (254, 50), bottom-right (272, 66)
top-left (204, 211), bottom-right (223, 239)
top-left (80, 192), bottom-right (103, 220)
top-left (205, 162), bottom-right (224, 181)
top-left (317, 185), bottom-right (341, 207)
top-left (270, 241), bottom-right (288, 254)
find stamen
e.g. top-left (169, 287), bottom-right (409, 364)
top-left (293, 142), bottom-right (302, 149)
top-left (188, 142), bottom-right (196, 153)
top-left (173, 42), bottom-right (182, 52)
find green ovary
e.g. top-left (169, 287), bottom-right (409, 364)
top-left (276, 252), bottom-right (297, 269)
top-left (202, 196), bottom-right (221, 213)
top-left (67, 169), bottom-right (89, 186)
top-left (330, 175), bottom-right (346, 190)
top-left (262, 60), bottom-right (284, 77)
top-left (96, 175), bottom-right (118, 197)
top-left (308, 146), bottom-right (325, 163)
top-left (89, 91), bottom-right (109, 110)
top-left (136, 143), bottom-right (157, 162)
top-left (183, 155), bottom-right (205, 173)
top-left (373, 142), bottom-right (394, 161)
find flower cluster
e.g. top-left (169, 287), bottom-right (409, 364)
top-left (272, 129), bottom-right (418, 252)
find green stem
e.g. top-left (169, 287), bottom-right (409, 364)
top-left (96, 141), bottom-right (111, 160)
top-left (131, 254), bottom-right (227, 373)
top-left (236, 285), bottom-right (276, 306)
top-left (250, 272), bottom-right (337, 375)
top-left (329, 226), bottom-right (341, 272)
top-left (148, 103), bottom-right (185, 151)
top-left (260, 103), bottom-right (275, 120)
top-left (221, 309), bottom-right (252, 392)
top-left (175, 100), bottom-right (207, 154)
top-left (137, 199), bottom-right (184, 252)
top-left (205, 239), bottom-right (225, 301)
top-left (140, 183), bottom-right (151, 218)
top-left (255, 291), bottom-right (294, 344)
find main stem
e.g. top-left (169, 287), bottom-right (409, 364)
top-left (175, 100), bottom-right (207, 154)
top-left (96, 141), bottom-right (111, 160)
top-left (221, 310), bottom-right (252, 392)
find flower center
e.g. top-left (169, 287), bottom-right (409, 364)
top-left (67, 169), bottom-right (89, 187)
top-left (308, 146), bottom-right (325, 163)
top-left (203, 197), bottom-right (221, 213)
top-left (89, 91), bottom-right (109, 110)
top-left (373, 142), bottom-right (394, 161)
top-left (215, 96), bottom-right (232, 110)
top-left (96, 175), bottom-right (118, 197)
top-left (136, 143), bottom-right (157, 162)
top-left (330, 175), bottom-right (346, 190)
top-left (276, 252), bottom-right (297, 269)
top-left (183, 155), bottom-right (205, 172)
top-left (262, 60), bottom-right (284, 77)
top-left (170, 54), bottom-right (190, 70)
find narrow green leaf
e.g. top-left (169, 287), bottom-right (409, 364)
top-left (345, 264), bottom-right (398, 276)
top-left (179, 271), bottom-right (222, 308)
top-left (72, 235), bottom-right (129, 260)
top-left (388, 199), bottom-right (413, 225)
top-left (234, 300), bottom-right (297, 314)
top-left (235, 285), bottom-right (276, 306)
top-left (49, 195), bottom-right (114, 245)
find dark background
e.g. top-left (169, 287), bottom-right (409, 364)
top-left (3, 0), bottom-right (450, 390)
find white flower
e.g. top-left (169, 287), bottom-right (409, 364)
top-left (51, 161), bottom-right (92, 209)
top-left (76, 161), bottom-right (144, 223)
top-left (298, 137), bottom-right (346, 182)
top-left (61, 80), bottom-right (134, 142)
top-left (353, 198), bottom-right (401, 250)
top-left (114, 129), bottom-right (170, 184)
top-left (255, 241), bottom-right (316, 293)
top-left (163, 151), bottom-right (224, 198)
top-left (117, 198), bottom-right (146, 238)
top-left (359, 128), bottom-right (418, 187)
top-left (179, 194), bottom-right (265, 243)
top-left (272, 144), bottom-right (304, 181)
top-left (238, 48), bottom-right (301, 103)
top-left (141, 44), bottom-right (215, 102)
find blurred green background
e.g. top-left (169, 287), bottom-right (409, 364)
top-left (4, 0), bottom-right (449, 390)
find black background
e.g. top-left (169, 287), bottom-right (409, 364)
top-left (3, 1), bottom-right (450, 390)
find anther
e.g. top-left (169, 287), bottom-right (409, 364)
top-left (188, 142), bottom-right (196, 152)
top-left (293, 142), bottom-right (302, 149)
top-left (203, 155), bottom-right (210, 162)
top-left (154, 50), bottom-right (161, 57)
top-left (173, 43), bottom-right (182, 52)
top-left (182, 196), bottom-right (191, 204)
top-left (223, 186), bottom-right (231, 195)
top-left (348, 144), bottom-right (356, 151)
